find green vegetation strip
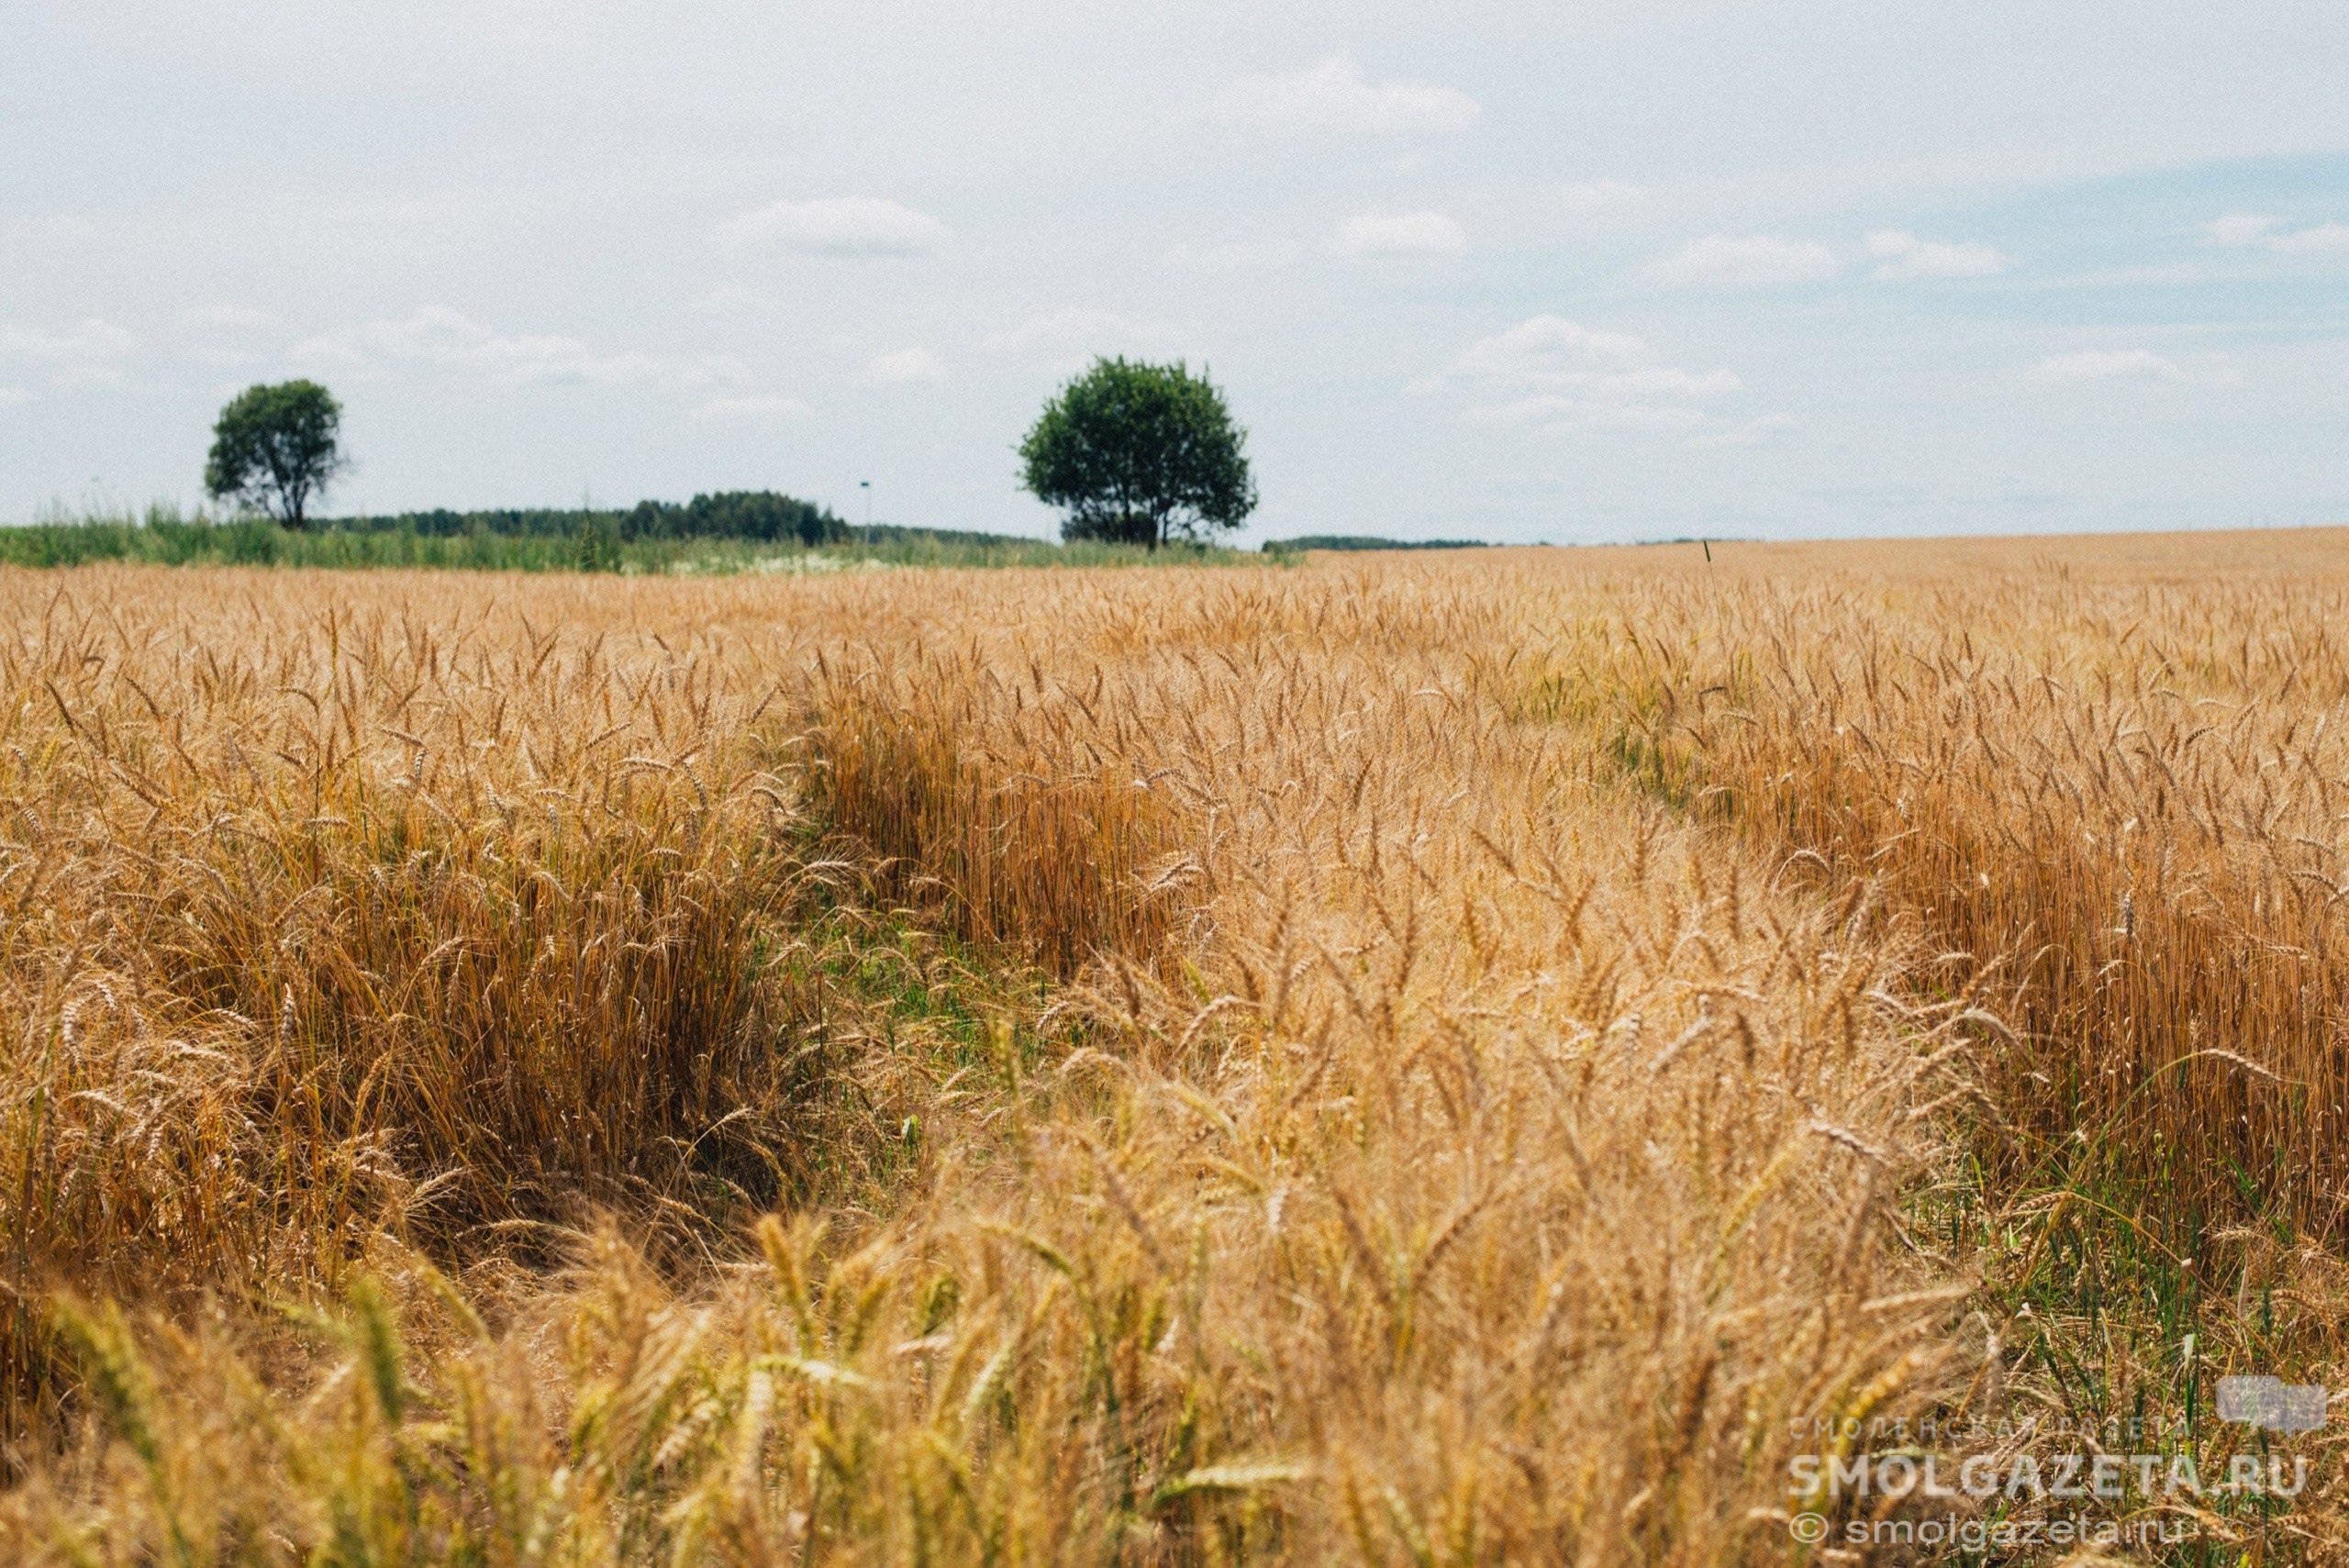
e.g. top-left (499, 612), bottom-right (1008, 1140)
top-left (0, 508), bottom-right (1278, 573)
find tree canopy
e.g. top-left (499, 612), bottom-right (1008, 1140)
top-left (204, 380), bottom-right (348, 528)
top-left (1018, 357), bottom-right (1256, 548)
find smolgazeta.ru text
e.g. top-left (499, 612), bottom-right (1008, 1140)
top-left (1789, 1451), bottom-right (2308, 1500)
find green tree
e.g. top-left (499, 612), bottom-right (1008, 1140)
top-left (1018, 358), bottom-right (1257, 548)
top-left (204, 380), bottom-right (348, 528)
top-left (574, 511), bottom-right (624, 573)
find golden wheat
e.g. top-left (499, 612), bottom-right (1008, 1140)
top-left (5, 538), bottom-right (2345, 1562)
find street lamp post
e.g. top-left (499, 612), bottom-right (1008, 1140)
top-left (859, 480), bottom-right (872, 531)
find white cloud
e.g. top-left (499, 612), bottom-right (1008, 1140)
top-left (1465, 395), bottom-right (1707, 432)
top-left (2269, 221), bottom-right (2349, 255)
top-left (1644, 234), bottom-right (1842, 288)
top-left (1865, 229), bottom-right (2011, 279)
top-left (696, 286), bottom-right (781, 316)
top-left (866, 348), bottom-right (946, 384)
top-left (2203, 214), bottom-right (2349, 254)
top-left (689, 394), bottom-right (810, 423)
top-left (2032, 261), bottom-right (2217, 289)
top-left (1166, 236), bottom-right (1310, 272)
top-left (1686, 413), bottom-right (1800, 450)
top-left (180, 305), bottom-right (277, 330)
top-left (985, 308), bottom-right (1184, 369)
top-left (2203, 212), bottom-right (2279, 246)
top-left (2028, 349), bottom-right (2188, 384)
top-left (1337, 210), bottom-right (1466, 259)
top-left (175, 305), bottom-right (279, 368)
top-left (1213, 56), bottom-right (1478, 139)
top-left (1558, 179), bottom-right (1650, 228)
top-left (0, 386), bottom-right (31, 406)
top-left (1434, 315), bottom-right (1741, 433)
top-left (1440, 317), bottom-right (1652, 383)
top-left (2, 318), bottom-right (139, 385)
top-left (292, 306), bottom-right (742, 390)
top-left (717, 196), bottom-right (948, 256)
top-left (2, 318), bottom-right (138, 362)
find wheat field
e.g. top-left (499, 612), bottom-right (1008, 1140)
top-left (5, 536), bottom-right (2347, 1563)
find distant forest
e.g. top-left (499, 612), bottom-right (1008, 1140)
top-left (330, 491), bottom-right (1028, 550)
top-left (1264, 534), bottom-right (1494, 552)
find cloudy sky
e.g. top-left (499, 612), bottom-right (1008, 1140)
top-left (7, 2), bottom-right (2349, 543)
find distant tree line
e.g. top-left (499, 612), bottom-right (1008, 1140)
top-left (333, 491), bottom-right (852, 544)
top-left (200, 361), bottom-right (1275, 559)
top-left (1262, 535), bottom-right (1493, 553)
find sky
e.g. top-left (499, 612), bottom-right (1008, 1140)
top-left (6, 1), bottom-right (2349, 546)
